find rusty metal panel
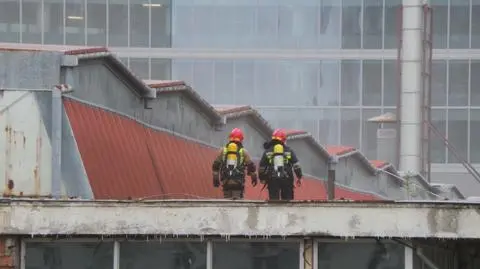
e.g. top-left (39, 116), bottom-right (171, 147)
top-left (0, 91), bottom-right (52, 196)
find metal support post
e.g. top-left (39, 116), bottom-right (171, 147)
top-left (327, 156), bottom-right (338, 200)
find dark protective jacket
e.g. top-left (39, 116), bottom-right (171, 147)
top-left (212, 141), bottom-right (257, 182)
top-left (258, 139), bottom-right (303, 183)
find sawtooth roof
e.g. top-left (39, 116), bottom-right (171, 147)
top-left (0, 44), bottom-right (459, 200)
top-left (64, 96), bottom-right (380, 201)
top-left (212, 105), bottom-right (274, 137)
top-left (0, 43), bottom-right (154, 98)
top-left (145, 80), bottom-right (223, 124)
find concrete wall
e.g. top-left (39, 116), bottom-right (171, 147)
top-left (0, 51), bottom-right (61, 89)
top-left (145, 93), bottom-right (216, 144)
top-left (287, 139), bottom-right (328, 178)
top-left (336, 157), bottom-right (376, 193)
top-left (65, 60), bottom-right (145, 118)
top-left (376, 172), bottom-right (405, 200)
top-left (431, 164), bottom-right (480, 197)
top-left (212, 117), bottom-right (269, 159)
top-left (0, 91), bottom-right (90, 198)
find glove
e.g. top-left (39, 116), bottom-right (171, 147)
top-left (251, 174), bottom-right (258, 187)
top-left (295, 178), bottom-right (302, 187)
top-left (213, 175), bottom-right (220, 188)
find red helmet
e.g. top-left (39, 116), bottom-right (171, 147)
top-left (229, 128), bottom-right (244, 142)
top-left (272, 129), bottom-right (287, 143)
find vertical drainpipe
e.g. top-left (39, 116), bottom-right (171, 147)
top-left (51, 86), bottom-right (62, 198)
top-left (399, 0), bottom-right (423, 174)
top-left (327, 156), bottom-right (338, 200)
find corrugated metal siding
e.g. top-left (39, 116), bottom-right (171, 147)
top-left (64, 98), bottom-right (379, 201)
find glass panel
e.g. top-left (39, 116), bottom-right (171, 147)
top-left (431, 109), bottom-right (446, 163)
top-left (293, 4), bottom-right (320, 49)
top-left (320, 0), bottom-right (342, 49)
top-left (448, 60), bottom-right (469, 106)
top-left (108, 0), bottom-right (128, 46)
top-left (319, 61), bottom-right (340, 106)
top-left (383, 60), bottom-right (398, 106)
top-left (87, 0), bottom-right (107, 45)
top-left (472, 0), bottom-right (480, 48)
top-left (130, 0), bottom-right (149, 47)
top-left (341, 108), bottom-right (361, 149)
top-left (431, 0), bottom-right (448, 49)
top-left (431, 60), bottom-right (447, 106)
top-left (234, 60), bottom-right (255, 105)
top-left (44, 1), bottom-right (64, 44)
top-left (192, 60), bottom-right (215, 102)
top-left (172, 59), bottom-right (193, 85)
top-left (471, 109), bottom-right (480, 163)
top-left (340, 60), bottom-right (361, 106)
top-left (362, 60), bottom-right (382, 106)
top-left (318, 108), bottom-right (340, 145)
top-left (22, 1), bottom-right (41, 43)
top-left (193, 6), bottom-right (215, 48)
top-left (317, 241), bottom-right (405, 269)
top-left (362, 109), bottom-right (382, 159)
top-left (471, 60), bottom-right (480, 106)
top-left (129, 58), bottom-right (149, 79)
top-left (0, 0), bottom-right (20, 43)
top-left (212, 241), bottom-right (299, 269)
top-left (447, 109), bottom-right (468, 163)
top-left (384, 0), bottom-right (401, 49)
top-left (151, 0), bottom-right (171, 47)
top-left (172, 6), bottom-right (193, 47)
top-left (120, 241), bottom-right (207, 269)
top-left (25, 241), bottom-right (113, 269)
top-left (363, 0), bottom-right (383, 49)
top-left (254, 61), bottom-right (278, 106)
top-left (449, 0), bottom-right (470, 49)
top-left (66, 0), bottom-right (86, 45)
top-left (213, 60), bottom-right (235, 104)
top-left (256, 5), bottom-right (278, 48)
top-left (151, 58), bottom-right (171, 80)
top-left (341, 0), bottom-right (362, 49)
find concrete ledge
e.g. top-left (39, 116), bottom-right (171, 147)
top-left (0, 199), bottom-right (479, 238)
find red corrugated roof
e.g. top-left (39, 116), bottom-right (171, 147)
top-left (325, 145), bottom-right (356, 156)
top-left (370, 160), bottom-right (389, 169)
top-left (64, 98), bottom-right (380, 201)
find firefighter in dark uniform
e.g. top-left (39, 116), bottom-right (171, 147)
top-left (212, 128), bottom-right (258, 199)
top-left (258, 129), bottom-right (303, 200)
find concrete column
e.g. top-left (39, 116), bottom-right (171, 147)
top-left (399, 0), bottom-right (424, 174)
top-left (405, 245), bottom-right (414, 269)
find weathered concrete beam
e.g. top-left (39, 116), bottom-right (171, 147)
top-left (0, 199), bottom-right (479, 238)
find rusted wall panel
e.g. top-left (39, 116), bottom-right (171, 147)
top-left (0, 91), bottom-right (52, 196)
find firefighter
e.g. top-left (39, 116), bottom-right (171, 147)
top-left (258, 129), bottom-right (303, 201)
top-left (212, 128), bottom-right (258, 199)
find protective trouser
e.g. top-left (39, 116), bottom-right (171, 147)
top-left (267, 178), bottom-right (294, 200)
top-left (222, 178), bottom-right (244, 200)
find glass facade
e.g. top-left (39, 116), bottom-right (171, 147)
top-left (172, 0), bottom-right (400, 49)
top-left (24, 239), bottom-right (408, 269)
top-left (2, 0), bottom-right (480, 164)
top-left (0, 0), bottom-right (171, 47)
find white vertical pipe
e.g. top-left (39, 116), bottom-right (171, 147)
top-left (405, 246), bottom-right (414, 269)
top-left (400, 0), bottom-right (424, 173)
